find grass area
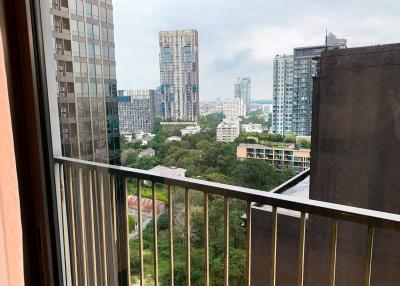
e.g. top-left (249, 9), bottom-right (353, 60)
top-left (127, 181), bottom-right (169, 202)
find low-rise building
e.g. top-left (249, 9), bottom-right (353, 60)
top-left (180, 125), bottom-right (201, 136)
top-left (217, 119), bottom-right (240, 142)
top-left (120, 132), bottom-right (133, 143)
top-left (135, 131), bottom-right (155, 142)
top-left (166, 136), bottom-right (182, 142)
top-left (128, 196), bottom-right (165, 215)
top-left (139, 148), bottom-right (155, 158)
top-left (236, 143), bottom-right (310, 172)
top-left (241, 123), bottom-right (263, 134)
top-left (149, 165), bottom-right (187, 177)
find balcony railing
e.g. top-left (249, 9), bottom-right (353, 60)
top-left (53, 156), bottom-right (400, 286)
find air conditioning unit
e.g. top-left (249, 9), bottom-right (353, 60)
top-left (56, 43), bottom-right (62, 49)
top-left (59, 87), bottom-right (66, 92)
top-left (63, 129), bottom-right (68, 133)
top-left (61, 107), bottom-right (67, 112)
top-left (62, 114), bottom-right (67, 118)
top-left (58, 72), bottom-right (64, 77)
top-left (63, 134), bottom-right (68, 139)
top-left (57, 65), bottom-right (64, 71)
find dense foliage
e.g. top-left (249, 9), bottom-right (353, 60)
top-left (123, 112), bottom-right (296, 284)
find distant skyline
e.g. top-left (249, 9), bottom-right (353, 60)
top-left (114, 0), bottom-right (400, 101)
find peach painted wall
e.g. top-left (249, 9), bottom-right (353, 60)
top-left (0, 30), bottom-right (24, 285)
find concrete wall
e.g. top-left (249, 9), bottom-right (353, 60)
top-left (310, 44), bottom-right (400, 285)
top-left (251, 44), bottom-right (400, 286)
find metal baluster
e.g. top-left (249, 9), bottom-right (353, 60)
top-left (185, 188), bottom-right (191, 286)
top-left (270, 206), bottom-right (278, 286)
top-left (137, 179), bottom-right (144, 286)
top-left (59, 164), bottom-right (72, 286)
top-left (298, 212), bottom-right (306, 286)
top-left (152, 181), bottom-right (159, 286)
top-left (204, 193), bottom-right (209, 286)
top-left (124, 178), bottom-right (131, 286)
top-left (112, 175), bottom-right (117, 243)
top-left (67, 166), bottom-right (78, 286)
top-left (329, 219), bottom-right (338, 286)
top-left (246, 201), bottom-right (252, 286)
top-left (168, 185), bottom-right (174, 286)
top-left (78, 168), bottom-right (88, 286)
top-left (364, 226), bottom-right (374, 286)
top-left (99, 172), bottom-right (108, 286)
top-left (88, 170), bottom-right (98, 286)
top-left (224, 197), bottom-right (229, 286)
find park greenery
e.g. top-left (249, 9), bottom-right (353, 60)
top-left (123, 112), bottom-right (299, 285)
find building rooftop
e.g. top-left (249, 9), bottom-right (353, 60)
top-left (149, 165), bottom-right (187, 177)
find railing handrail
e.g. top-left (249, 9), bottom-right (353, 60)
top-left (54, 155), bottom-right (400, 231)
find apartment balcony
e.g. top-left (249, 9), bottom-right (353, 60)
top-left (52, 156), bottom-right (400, 286)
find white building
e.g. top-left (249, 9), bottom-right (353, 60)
top-left (135, 131), bottom-right (155, 142)
top-left (222, 98), bottom-right (245, 119)
top-left (166, 136), bottom-right (182, 142)
top-left (261, 104), bottom-right (272, 114)
top-left (216, 119), bottom-right (240, 143)
top-left (241, 123), bottom-right (263, 134)
top-left (180, 125), bottom-right (201, 136)
top-left (149, 165), bottom-right (187, 177)
top-left (120, 132), bottom-right (133, 143)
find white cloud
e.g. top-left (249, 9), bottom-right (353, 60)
top-left (113, 0), bottom-right (400, 100)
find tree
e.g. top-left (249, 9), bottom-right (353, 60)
top-left (121, 149), bottom-right (138, 166)
top-left (298, 139), bottom-right (311, 149)
top-left (128, 214), bottom-right (136, 232)
top-left (283, 134), bottom-right (296, 143)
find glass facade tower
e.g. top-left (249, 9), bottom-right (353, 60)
top-left (272, 55), bottom-right (294, 135)
top-left (159, 29), bottom-right (199, 123)
top-left (51, 0), bottom-right (120, 164)
top-left (292, 46), bottom-right (325, 136)
top-left (234, 77), bottom-right (251, 116)
top-left (291, 33), bottom-right (347, 136)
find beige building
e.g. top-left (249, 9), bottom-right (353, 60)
top-left (217, 119), bottom-right (240, 142)
top-left (237, 143), bottom-right (310, 172)
top-left (222, 98), bottom-right (244, 118)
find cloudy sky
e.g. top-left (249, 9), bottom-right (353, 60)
top-left (113, 0), bottom-right (400, 101)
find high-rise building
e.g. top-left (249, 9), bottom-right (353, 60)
top-left (234, 77), bottom-right (251, 116)
top-left (50, 1), bottom-right (126, 285)
top-left (117, 90), bottom-right (155, 133)
top-left (159, 29), bottom-right (199, 123)
top-left (272, 55), bottom-right (294, 135)
top-left (292, 33), bottom-right (346, 135)
top-left (52, 0), bottom-right (120, 164)
top-left (222, 98), bottom-right (245, 118)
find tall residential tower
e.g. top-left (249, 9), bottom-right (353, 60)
top-left (50, 1), bottom-right (127, 285)
top-left (159, 29), bottom-right (199, 123)
top-left (234, 77), bottom-right (251, 116)
top-left (292, 33), bottom-right (346, 135)
top-left (52, 0), bottom-right (120, 164)
top-left (272, 55), bottom-right (294, 135)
